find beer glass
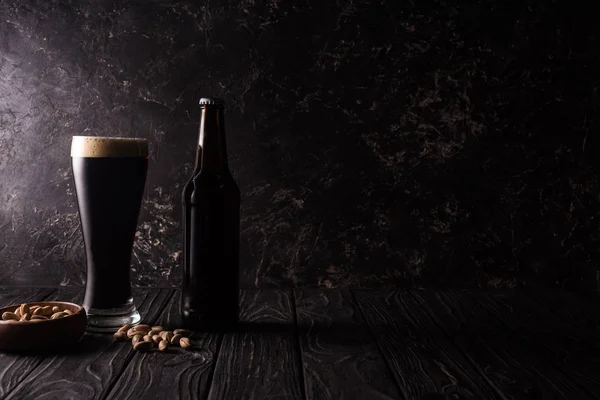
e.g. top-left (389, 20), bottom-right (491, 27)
top-left (71, 136), bottom-right (148, 332)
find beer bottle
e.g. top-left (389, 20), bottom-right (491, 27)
top-left (181, 98), bottom-right (240, 330)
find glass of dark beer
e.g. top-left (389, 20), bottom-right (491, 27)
top-left (71, 136), bottom-right (148, 332)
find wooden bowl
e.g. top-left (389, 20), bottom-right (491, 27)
top-left (0, 301), bottom-right (87, 352)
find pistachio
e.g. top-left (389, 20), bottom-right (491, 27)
top-left (20, 313), bottom-right (31, 321)
top-left (158, 340), bottom-right (169, 351)
top-left (152, 335), bottom-right (162, 344)
top-left (19, 303), bottom-right (30, 316)
top-left (173, 329), bottom-right (193, 337)
top-left (170, 334), bottom-right (182, 346)
top-left (117, 324), bottom-right (131, 334)
top-left (133, 340), bottom-right (153, 352)
top-left (31, 315), bottom-right (48, 321)
top-left (179, 337), bottom-right (192, 349)
top-left (14, 307), bottom-right (21, 317)
top-left (51, 306), bottom-right (60, 313)
top-left (150, 326), bottom-right (164, 334)
top-left (114, 331), bottom-right (128, 341)
top-left (133, 324), bottom-right (151, 333)
top-left (2, 311), bottom-right (19, 321)
top-left (159, 331), bottom-right (173, 342)
top-left (127, 328), bottom-right (138, 338)
top-left (64, 309), bottom-right (73, 315)
top-left (132, 334), bottom-right (145, 346)
top-left (143, 334), bottom-right (153, 342)
top-left (30, 305), bottom-right (40, 312)
top-left (41, 306), bottom-right (53, 316)
top-left (32, 307), bottom-right (44, 316)
top-left (51, 312), bottom-right (67, 319)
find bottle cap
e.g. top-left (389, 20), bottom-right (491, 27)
top-left (199, 98), bottom-right (224, 106)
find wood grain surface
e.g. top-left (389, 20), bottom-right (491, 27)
top-left (0, 287), bottom-right (56, 398)
top-left (294, 288), bottom-right (401, 400)
top-left (3, 288), bottom-right (173, 400)
top-left (524, 291), bottom-right (600, 331)
top-left (207, 290), bottom-right (304, 400)
top-left (106, 290), bottom-right (221, 400)
top-left (353, 290), bottom-right (506, 400)
top-left (469, 292), bottom-right (600, 398)
top-left (414, 291), bottom-right (588, 400)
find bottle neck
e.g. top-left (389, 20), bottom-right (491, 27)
top-left (199, 105), bottom-right (229, 174)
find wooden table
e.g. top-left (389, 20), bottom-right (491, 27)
top-left (0, 287), bottom-right (598, 400)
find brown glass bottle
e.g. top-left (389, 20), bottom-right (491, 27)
top-left (181, 98), bottom-right (240, 330)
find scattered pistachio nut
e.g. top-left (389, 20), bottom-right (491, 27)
top-left (173, 329), bottom-right (193, 337)
top-left (133, 340), bottom-right (153, 352)
top-left (132, 334), bottom-right (145, 346)
top-left (152, 335), bottom-right (162, 344)
top-left (170, 334), bottom-right (182, 346)
top-left (127, 328), bottom-right (138, 338)
top-left (2, 311), bottom-right (19, 321)
top-left (143, 334), bottom-right (153, 342)
top-left (179, 337), bottom-right (192, 349)
top-left (150, 326), bottom-right (163, 334)
top-left (158, 340), bottom-right (169, 351)
top-left (133, 324), bottom-right (151, 333)
top-left (114, 331), bottom-right (128, 341)
top-left (118, 324), bottom-right (131, 334)
top-left (160, 331), bottom-right (174, 342)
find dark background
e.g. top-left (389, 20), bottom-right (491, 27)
top-left (0, 0), bottom-right (598, 292)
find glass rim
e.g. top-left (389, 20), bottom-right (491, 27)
top-left (71, 136), bottom-right (148, 158)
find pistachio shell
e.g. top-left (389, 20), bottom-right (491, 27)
top-left (133, 340), bottom-right (153, 352)
top-left (170, 334), bottom-right (182, 345)
top-left (132, 334), bottom-right (145, 346)
top-left (179, 337), bottom-right (192, 349)
top-left (114, 331), bottom-right (128, 341)
top-left (150, 326), bottom-right (164, 334)
top-left (158, 340), bottom-right (169, 351)
top-left (2, 311), bottom-right (19, 321)
top-left (173, 329), bottom-right (193, 337)
top-left (118, 324), bottom-right (131, 334)
top-left (133, 324), bottom-right (151, 332)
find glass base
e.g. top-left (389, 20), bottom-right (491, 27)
top-left (84, 302), bottom-right (141, 333)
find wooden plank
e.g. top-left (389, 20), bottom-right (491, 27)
top-left (353, 290), bottom-right (506, 400)
top-left (105, 290), bottom-right (221, 400)
top-left (207, 290), bottom-right (304, 400)
top-left (524, 291), bottom-right (600, 331)
top-left (0, 287), bottom-right (57, 398)
top-left (294, 288), bottom-right (401, 400)
top-left (3, 288), bottom-right (173, 400)
top-left (468, 292), bottom-right (600, 398)
top-left (415, 291), bottom-right (590, 400)
top-left (0, 287), bottom-right (56, 309)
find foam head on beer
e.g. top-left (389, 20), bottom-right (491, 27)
top-left (71, 136), bottom-right (148, 158)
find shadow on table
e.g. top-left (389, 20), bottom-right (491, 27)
top-left (3, 333), bottom-right (114, 356)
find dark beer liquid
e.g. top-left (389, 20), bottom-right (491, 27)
top-left (182, 102), bottom-right (240, 330)
top-left (72, 157), bottom-right (148, 309)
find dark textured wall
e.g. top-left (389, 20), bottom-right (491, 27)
top-left (0, 1), bottom-right (598, 291)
